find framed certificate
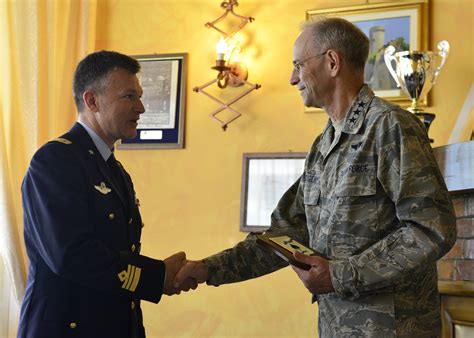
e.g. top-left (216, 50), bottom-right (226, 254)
top-left (240, 152), bottom-right (306, 232)
top-left (118, 53), bottom-right (187, 149)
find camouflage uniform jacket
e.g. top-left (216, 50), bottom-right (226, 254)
top-left (204, 85), bottom-right (456, 337)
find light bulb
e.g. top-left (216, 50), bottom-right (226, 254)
top-left (216, 37), bottom-right (228, 61)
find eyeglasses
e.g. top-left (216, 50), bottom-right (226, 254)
top-left (292, 51), bottom-right (328, 72)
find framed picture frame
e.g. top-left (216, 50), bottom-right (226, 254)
top-left (305, 0), bottom-right (429, 113)
top-left (117, 53), bottom-right (187, 149)
top-left (240, 152), bottom-right (307, 232)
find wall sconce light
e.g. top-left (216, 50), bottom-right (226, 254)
top-left (211, 37), bottom-right (249, 89)
top-left (193, 0), bottom-right (261, 131)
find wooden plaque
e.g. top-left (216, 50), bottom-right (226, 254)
top-left (256, 233), bottom-right (326, 270)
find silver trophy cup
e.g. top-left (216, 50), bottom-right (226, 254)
top-left (384, 41), bottom-right (449, 141)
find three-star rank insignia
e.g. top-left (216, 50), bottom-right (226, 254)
top-left (94, 182), bottom-right (112, 195)
top-left (118, 264), bottom-right (141, 292)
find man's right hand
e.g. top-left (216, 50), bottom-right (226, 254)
top-left (173, 260), bottom-right (209, 290)
top-left (163, 251), bottom-right (190, 295)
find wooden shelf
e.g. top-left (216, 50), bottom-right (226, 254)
top-left (439, 280), bottom-right (474, 297)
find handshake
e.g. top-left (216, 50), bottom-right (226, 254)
top-left (162, 252), bottom-right (208, 296)
top-left (162, 248), bottom-right (335, 296)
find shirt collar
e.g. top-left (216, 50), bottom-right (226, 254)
top-left (321, 84), bottom-right (375, 137)
top-left (77, 120), bottom-right (113, 161)
top-left (341, 84), bottom-right (374, 134)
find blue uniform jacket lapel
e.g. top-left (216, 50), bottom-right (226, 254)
top-left (114, 160), bottom-right (137, 216)
top-left (70, 123), bottom-right (129, 209)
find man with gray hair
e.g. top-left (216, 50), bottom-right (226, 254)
top-left (175, 18), bottom-right (456, 337)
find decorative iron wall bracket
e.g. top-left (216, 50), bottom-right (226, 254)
top-left (193, 75), bottom-right (260, 131)
top-left (195, 0), bottom-right (260, 130)
top-left (205, 0), bottom-right (254, 39)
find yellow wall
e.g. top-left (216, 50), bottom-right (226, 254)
top-left (95, 1), bottom-right (473, 337)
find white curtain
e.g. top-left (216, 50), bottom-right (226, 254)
top-left (0, 0), bottom-right (98, 310)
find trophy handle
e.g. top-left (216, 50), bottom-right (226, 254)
top-left (384, 45), bottom-right (400, 88)
top-left (432, 40), bottom-right (450, 84)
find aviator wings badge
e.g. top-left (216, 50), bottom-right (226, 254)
top-left (94, 182), bottom-right (112, 195)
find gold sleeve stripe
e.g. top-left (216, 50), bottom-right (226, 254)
top-left (118, 269), bottom-right (128, 283)
top-left (120, 264), bottom-right (132, 288)
top-left (129, 267), bottom-right (141, 292)
top-left (124, 265), bottom-right (136, 290)
top-left (117, 264), bottom-right (141, 292)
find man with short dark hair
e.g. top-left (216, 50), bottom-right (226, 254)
top-left (18, 50), bottom-right (194, 338)
top-left (175, 18), bottom-right (456, 337)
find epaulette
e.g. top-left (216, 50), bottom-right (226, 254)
top-left (51, 137), bottom-right (72, 145)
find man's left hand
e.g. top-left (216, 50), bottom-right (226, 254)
top-left (291, 251), bottom-right (334, 295)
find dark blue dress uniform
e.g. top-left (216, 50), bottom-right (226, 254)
top-left (18, 123), bottom-right (165, 338)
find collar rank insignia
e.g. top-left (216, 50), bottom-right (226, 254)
top-left (94, 182), bottom-right (112, 195)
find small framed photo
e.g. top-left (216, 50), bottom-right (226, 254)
top-left (305, 1), bottom-right (428, 113)
top-left (240, 152), bottom-right (306, 232)
top-left (118, 53), bottom-right (187, 149)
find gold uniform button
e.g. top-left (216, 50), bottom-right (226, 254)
top-left (131, 244), bottom-right (136, 252)
top-left (141, 221), bottom-right (145, 228)
top-left (108, 213), bottom-right (115, 220)
top-left (131, 301), bottom-right (135, 309)
top-left (128, 218), bottom-right (133, 224)
top-left (70, 322), bottom-right (77, 329)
